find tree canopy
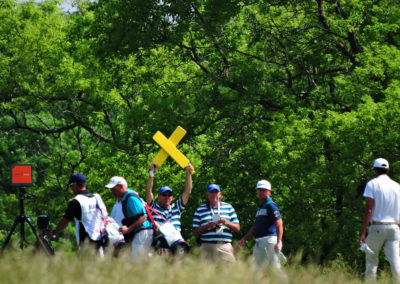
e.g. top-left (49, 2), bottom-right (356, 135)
top-left (1, 0), bottom-right (400, 267)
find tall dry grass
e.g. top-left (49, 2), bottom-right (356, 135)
top-left (0, 246), bottom-right (391, 284)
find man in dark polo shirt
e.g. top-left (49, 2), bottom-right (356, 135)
top-left (239, 179), bottom-right (284, 269)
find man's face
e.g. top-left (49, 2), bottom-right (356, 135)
top-left (110, 184), bottom-right (123, 199)
top-left (206, 190), bottom-right (221, 204)
top-left (158, 191), bottom-right (173, 208)
top-left (256, 188), bottom-right (271, 200)
top-left (70, 183), bottom-right (79, 195)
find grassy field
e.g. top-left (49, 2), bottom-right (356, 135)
top-left (0, 247), bottom-right (392, 284)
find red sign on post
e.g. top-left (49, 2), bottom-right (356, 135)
top-left (11, 164), bottom-right (33, 186)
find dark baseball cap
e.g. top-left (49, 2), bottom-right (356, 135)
top-left (68, 173), bottom-right (86, 186)
top-left (207, 184), bottom-right (221, 192)
top-left (158, 186), bottom-right (173, 194)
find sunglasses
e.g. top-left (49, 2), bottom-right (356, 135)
top-left (161, 193), bottom-right (173, 197)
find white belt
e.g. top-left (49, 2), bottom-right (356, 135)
top-left (255, 235), bottom-right (276, 241)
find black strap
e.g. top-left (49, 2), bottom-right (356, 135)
top-left (121, 192), bottom-right (147, 242)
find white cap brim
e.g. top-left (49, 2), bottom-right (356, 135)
top-left (105, 182), bottom-right (117, 188)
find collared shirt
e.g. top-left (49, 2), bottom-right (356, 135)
top-left (192, 201), bottom-right (239, 243)
top-left (363, 174), bottom-right (400, 223)
top-left (122, 189), bottom-right (152, 231)
top-left (254, 197), bottom-right (281, 238)
top-left (150, 196), bottom-right (185, 231)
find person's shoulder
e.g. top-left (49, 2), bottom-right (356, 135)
top-left (389, 177), bottom-right (400, 188)
top-left (220, 202), bottom-right (237, 213)
top-left (267, 200), bottom-right (280, 210)
top-left (220, 201), bottom-right (234, 208)
top-left (126, 189), bottom-right (137, 195)
top-left (366, 177), bottom-right (378, 187)
top-left (153, 201), bottom-right (164, 210)
top-left (375, 175), bottom-right (400, 187)
top-left (79, 190), bottom-right (94, 197)
top-left (69, 198), bottom-right (80, 205)
top-left (176, 195), bottom-right (184, 203)
top-left (73, 192), bottom-right (90, 201)
top-left (195, 203), bottom-right (208, 210)
top-left (124, 189), bottom-right (139, 200)
top-left (93, 192), bottom-right (104, 199)
top-left (150, 199), bottom-right (157, 207)
top-left (267, 197), bottom-right (278, 205)
top-left (174, 195), bottom-right (186, 206)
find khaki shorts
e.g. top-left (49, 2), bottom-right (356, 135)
top-left (200, 242), bottom-right (236, 263)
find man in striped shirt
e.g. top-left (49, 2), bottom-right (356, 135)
top-left (145, 163), bottom-right (194, 231)
top-left (192, 184), bottom-right (240, 263)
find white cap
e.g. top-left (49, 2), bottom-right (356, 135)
top-left (105, 176), bottom-right (128, 188)
top-left (372, 158), bottom-right (389, 169)
top-left (256, 180), bottom-right (271, 190)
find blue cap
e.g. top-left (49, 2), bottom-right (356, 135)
top-left (158, 186), bottom-right (173, 194)
top-left (68, 173), bottom-right (86, 185)
top-left (207, 184), bottom-right (221, 192)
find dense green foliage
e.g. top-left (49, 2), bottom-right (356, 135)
top-left (1, 0), bottom-right (400, 270)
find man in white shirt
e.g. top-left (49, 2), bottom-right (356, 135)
top-left (359, 158), bottom-right (400, 281)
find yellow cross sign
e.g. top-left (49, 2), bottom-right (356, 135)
top-left (152, 126), bottom-right (195, 174)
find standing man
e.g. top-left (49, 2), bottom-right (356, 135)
top-left (192, 184), bottom-right (240, 263)
top-left (239, 179), bottom-right (284, 270)
top-left (359, 158), bottom-right (400, 281)
top-left (145, 163), bottom-right (194, 230)
top-left (51, 173), bottom-right (107, 255)
top-left (105, 176), bottom-right (153, 260)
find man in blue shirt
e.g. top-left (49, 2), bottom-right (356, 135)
top-left (239, 180), bottom-right (284, 269)
top-left (145, 163), bottom-right (194, 231)
top-left (106, 176), bottom-right (153, 260)
top-left (193, 184), bottom-right (240, 262)
top-left (145, 163), bottom-right (194, 256)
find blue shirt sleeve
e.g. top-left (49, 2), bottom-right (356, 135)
top-left (267, 202), bottom-right (281, 220)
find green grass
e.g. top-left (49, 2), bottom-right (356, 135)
top-left (0, 247), bottom-right (393, 284)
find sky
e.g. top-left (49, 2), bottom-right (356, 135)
top-left (19, 0), bottom-right (79, 13)
top-left (58, 0), bottom-right (78, 13)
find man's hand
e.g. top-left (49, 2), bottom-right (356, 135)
top-left (206, 221), bottom-right (217, 230)
top-left (186, 163), bottom-right (194, 174)
top-left (217, 218), bottom-right (227, 225)
top-left (149, 163), bottom-right (157, 175)
top-left (275, 240), bottom-right (282, 252)
top-left (119, 225), bottom-right (130, 235)
top-left (238, 238), bottom-right (246, 247)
